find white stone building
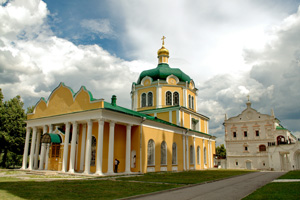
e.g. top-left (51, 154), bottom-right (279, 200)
top-left (224, 99), bottom-right (300, 171)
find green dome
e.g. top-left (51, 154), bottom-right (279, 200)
top-left (137, 63), bottom-right (191, 84)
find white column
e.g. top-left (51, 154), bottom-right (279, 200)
top-left (69, 122), bottom-right (77, 173)
top-left (134, 91), bottom-right (138, 111)
top-left (186, 135), bottom-right (189, 170)
top-left (195, 94), bottom-right (198, 111)
top-left (45, 143), bottom-right (50, 170)
top-left (33, 129), bottom-right (41, 169)
top-left (62, 122), bottom-right (70, 172)
top-left (125, 124), bottom-right (132, 173)
top-left (84, 120), bottom-right (93, 174)
top-left (169, 111), bottom-right (172, 123)
top-left (176, 110), bottom-right (180, 126)
top-left (49, 124), bottom-right (53, 133)
top-left (80, 124), bottom-right (87, 171)
top-left (39, 143), bottom-right (46, 170)
top-left (21, 127), bottom-right (31, 169)
top-left (28, 127), bottom-right (37, 170)
top-left (183, 135), bottom-right (186, 170)
top-left (107, 121), bottom-right (115, 174)
top-left (156, 86), bottom-right (162, 108)
top-left (183, 88), bottom-right (187, 107)
top-left (210, 141), bottom-right (213, 168)
top-left (38, 125), bottom-right (47, 170)
top-left (96, 119), bottom-right (104, 175)
top-left (193, 137), bottom-right (196, 168)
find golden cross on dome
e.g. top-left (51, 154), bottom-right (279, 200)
top-left (247, 95), bottom-right (250, 101)
top-left (161, 36), bottom-right (166, 45)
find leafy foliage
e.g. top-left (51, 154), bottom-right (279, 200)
top-left (216, 144), bottom-right (226, 158)
top-left (0, 89), bottom-right (26, 168)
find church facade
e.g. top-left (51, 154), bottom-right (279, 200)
top-left (224, 99), bottom-right (300, 171)
top-left (21, 39), bottom-right (216, 175)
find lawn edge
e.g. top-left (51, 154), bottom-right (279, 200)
top-left (118, 171), bottom-right (257, 200)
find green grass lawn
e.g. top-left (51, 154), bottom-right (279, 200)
top-left (243, 170), bottom-right (300, 200)
top-left (278, 170), bottom-right (300, 179)
top-left (0, 169), bottom-right (253, 200)
top-left (117, 169), bottom-right (253, 184)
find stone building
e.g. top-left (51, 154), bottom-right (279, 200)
top-left (224, 98), bottom-right (299, 171)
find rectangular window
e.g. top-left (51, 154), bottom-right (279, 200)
top-left (256, 130), bottom-right (259, 136)
top-left (244, 131), bottom-right (247, 137)
top-left (236, 162), bottom-right (238, 166)
top-left (233, 132), bottom-right (237, 138)
top-left (51, 144), bottom-right (60, 158)
top-left (245, 146), bottom-right (248, 151)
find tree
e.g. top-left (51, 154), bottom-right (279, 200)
top-left (216, 144), bottom-right (226, 158)
top-left (0, 89), bottom-right (26, 168)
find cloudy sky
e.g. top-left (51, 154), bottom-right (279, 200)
top-left (1, 0), bottom-right (300, 145)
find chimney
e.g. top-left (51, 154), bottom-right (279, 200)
top-left (111, 95), bottom-right (117, 106)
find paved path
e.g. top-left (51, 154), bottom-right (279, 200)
top-left (130, 171), bottom-right (286, 200)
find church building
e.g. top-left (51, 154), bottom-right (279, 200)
top-left (224, 98), bottom-right (300, 171)
top-left (21, 38), bottom-right (216, 175)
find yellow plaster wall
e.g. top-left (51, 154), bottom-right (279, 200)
top-left (114, 124), bottom-right (126, 173)
top-left (28, 84), bottom-right (102, 120)
top-left (186, 90), bottom-right (196, 112)
top-left (141, 126), bottom-right (183, 173)
top-left (130, 126), bottom-right (140, 172)
top-left (137, 87), bottom-right (156, 111)
top-left (157, 112), bottom-right (169, 122)
top-left (172, 111), bottom-right (177, 124)
top-left (184, 112), bottom-right (190, 129)
top-left (161, 86), bottom-right (183, 107)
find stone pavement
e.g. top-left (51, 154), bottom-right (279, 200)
top-left (129, 171), bottom-right (286, 200)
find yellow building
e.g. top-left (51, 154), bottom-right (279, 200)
top-left (21, 38), bottom-right (216, 175)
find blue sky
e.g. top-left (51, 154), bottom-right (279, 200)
top-left (1, 0), bottom-right (300, 145)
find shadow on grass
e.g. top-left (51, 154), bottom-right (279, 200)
top-left (0, 179), bottom-right (179, 200)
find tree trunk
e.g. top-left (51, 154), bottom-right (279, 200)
top-left (1, 148), bottom-right (8, 168)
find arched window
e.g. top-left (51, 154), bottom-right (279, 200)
top-left (173, 92), bottom-right (179, 106)
top-left (147, 139), bottom-right (155, 165)
top-left (172, 142), bottom-right (177, 165)
top-left (204, 147), bottom-right (207, 165)
top-left (188, 95), bottom-right (191, 108)
top-left (197, 146), bottom-right (201, 165)
top-left (91, 136), bottom-right (96, 166)
top-left (148, 92), bottom-right (153, 107)
top-left (166, 91), bottom-right (172, 105)
top-left (141, 93), bottom-right (146, 107)
top-left (259, 145), bottom-right (266, 152)
top-left (190, 145), bottom-right (194, 164)
top-left (161, 141), bottom-right (167, 165)
top-left (192, 96), bottom-right (194, 109)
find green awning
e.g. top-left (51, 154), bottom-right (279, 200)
top-left (41, 133), bottom-right (62, 144)
top-left (49, 133), bottom-right (62, 143)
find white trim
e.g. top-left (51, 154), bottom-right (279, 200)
top-left (166, 74), bottom-right (179, 84)
top-left (141, 76), bottom-right (153, 86)
top-left (169, 111), bottom-right (172, 123)
top-left (183, 88), bottom-right (187, 107)
top-left (176, 110), bottom-right (180, 126)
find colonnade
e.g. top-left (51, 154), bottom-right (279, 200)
top-left (21, 119), bottom-right (133, 175)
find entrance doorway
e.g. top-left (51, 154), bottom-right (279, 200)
top-left (246, 161), bottom-right (252, 170)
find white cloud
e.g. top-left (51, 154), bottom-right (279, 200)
top-left (80, 19), bottom-right (115, 39)
top-left (1, 0), bottom-right (300, 147)
top-left (0, 0), bottom-right (140, 109)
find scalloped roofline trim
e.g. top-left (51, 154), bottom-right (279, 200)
top-left (27, 82), bottom-right (103, 115)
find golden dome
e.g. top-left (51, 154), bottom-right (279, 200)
top-left (157, 46), bottom-right (169, 56)
top-left (157, 36), bottom-right (169, 57)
